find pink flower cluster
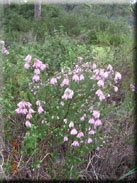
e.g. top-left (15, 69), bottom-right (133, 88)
top-left (77, 132), bottom-right (84, 138)
top-left (88, 109), bottom-right (102, 130)
top-left (71, 141), bottom-right (79, 147)
top-left (80, 113), bottom-right (86, 121)
top-left (32, 59), bottom-right (48, 82)
top-left (62, 88), bottom-right (74, 100)
top-left (77, 56), bottom-right (83, 62)
top-left (71, 63), bottom-right (85, 82)
top-left (15, 101), bottom-right (35, 127)
top-left (69, 121), bottom-right (74, 128)
top-left (24, 55), bottom-right (32, 69)
top-left (36, 100), bottom-right (44, 114)
top-left (16, 53), bottom-right (123, 151)
top-left (72, 74), bottom-right (79, 82)
top-left (130, 84), bottom-right (135, 92)
top-left (50, 77), bottom-right (57, 85)
top-left (60, 77), bottom-right (69, 87)
top-left (0, 40), bottom-right (9, 55)
top-left (114, 72), bottom-right (122, 81)
top-left (95, 89), bottom-right (105, 101)
top-left (24, 55), bottom-right (48, 82)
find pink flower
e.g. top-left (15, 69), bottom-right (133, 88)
top-left (77, 132), bottom-right (84, 138)
top-left (50, 78), bottom-right (57, 85)
top-left (95, 89), bottom-right (105, 101)
top-left (83, 113), bottom-right (86, 117)
top-left (95, 76), bottom-right (101, 80)
top-left (60, 101), bottom-right (64, 106)
top-left (80, 116), bottom-right (85, 121)
top-left (93, 110), bottom-right (100, 119)
top-left (92, 63), bottom-right (97, 69)
top-left (99, 94), bottom-right (105, 101)
top-left (87, 138), bottom-right (92, 143)
top-left (93, 69), bottom-right (99, 75)
top-left (15, 108), bottom-right (21, 114)
top-left (60, 78), bottom-right (69, 87)
top-left (22, 108), bottom-right (28, 114)
top-left (26, 102), bottom-right (32, 108)
top-left (26, 132), bottom-right (30, 136)
top-left (89, 130), bottom-right (96, 135)
top-left (70, 128), bottom-right (77, 135)
top-left (89, 106), bottom-right (93, 113)
top-left (72, 74), bottom-right (79, 82)
top-left (115, 72), bottom-right (122, 80)
top-left (34, 69), bottom-right (40, 75)
top-left (68, 70), bottom-right (72, 75)
top-left (80, 114), bottom-right (86, 121)
top-left (38, 106), bottom-right (44, 114)
top-left (88, 118), bottom-right (95, 124)
top-left (130, 84), bottom-right (135, 92)
top-left (114, 80), bottom-right (118, 84)
top-left (26, 113), bottom-right (32, 119)
top-left (97, 80), bottom-right (104, 87)
top-left (96, 147), bottom-right (100, 151)
top-left (94, 119), bottom-right (102, 127)
top-left (29, 108), bottom-right (35, 114)
top-left (62, 88), bottom-right (74, 100)
top-left (17, 101), bottom-right (27, 108)
top-left (114, 86), bottom-right (118, 92)
top-left (107, 64), bottom-right (113, 71)
top-left (69, 121), bottom-right (74, 128)
top-left (40, 64), bottom-right (46, 70)
top-left (63, 119), bottom-right (68, 124)
top-left (33, 59), bottom-right (44, 69)
top-left (25, 120), bottom-right (32, 127)
top-left (0, 40), bottom-right (5, 45)
top-left (77, 57), bottom-right (83, 62)
top-left (71, 140), bottom-right (79, 147)
top-left (64, 136), bottom-right (68, 142)
top-left (24, 63), bottom-right (30, 69)
top-left (2, 46), bottom-right (6, 52)
top-left (33, 75), bottom-right (40, 82)
top-left (96, 89), bottom-right (103, 96)
top-left (103, 72), bottom-right (109, 79)
top-left (107, 94), bottom-right (110, 97)
top-left (99, 69), bottom-right (104, 77)
top-left (25, 55), bottom-right (32, 63)
top-left (36, 100), bottom-right (41, 106)
top-left (33, 60), bottom-right (40, 68)
top-left (4, 50), bottom-right (9, 55)
top-left (79, 74), bottom-right (85, 80)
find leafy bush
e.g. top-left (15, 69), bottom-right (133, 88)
top-left (4, 3), bottom-right (34, 19)
top-left (3, 12), bottom-right (31, 33)
top-left (2, 4), bottom-right (131, 45)
top-left (1, 39), bottom-right (126, 179)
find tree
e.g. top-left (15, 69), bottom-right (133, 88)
top-left (34, 0), bottom-right (41, 19)
top-left (4, 0), bottom-right (10, 8)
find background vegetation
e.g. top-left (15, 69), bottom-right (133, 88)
top-left (0, 3), bottom-right (136, 181)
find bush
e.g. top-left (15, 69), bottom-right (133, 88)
top-left (1, 41), bottom-right (123, 178)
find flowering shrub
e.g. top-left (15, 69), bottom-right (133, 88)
top-left (14, 53), bottom-right (122, 178)
top-left (0, 40), bottom-right (9, 55)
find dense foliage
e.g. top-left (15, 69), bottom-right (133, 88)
top-left (0, 3), bottom-right (135, 180)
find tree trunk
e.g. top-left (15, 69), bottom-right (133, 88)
top-left (34, 0), bottom-right (41, 19)
top-left (4, 0), bottom-right (10, 8)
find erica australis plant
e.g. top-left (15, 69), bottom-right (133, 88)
top-left (15, 54), bottom-right (122, 178)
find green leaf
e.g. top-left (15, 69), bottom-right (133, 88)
top-left (118, 168), bottom-right (136, 180)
